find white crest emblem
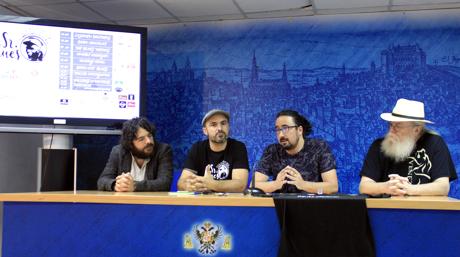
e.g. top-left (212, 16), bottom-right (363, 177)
top-left (210, 161), bottom-right (230, 180)
top-left (408, 148), bottom-right (432, 184)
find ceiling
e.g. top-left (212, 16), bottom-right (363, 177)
top-left (1, 0), bottom-right (460, 27)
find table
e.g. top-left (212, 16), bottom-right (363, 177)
top-left (1, 191), bottom-right (460, 257)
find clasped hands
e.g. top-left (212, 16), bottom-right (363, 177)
top-left (274, 165), bottom-right (304, 190)
top-left (114, 172), bottom-right (135, 192)
top-left (185, 164), bottom-right (215, 192)
top-left (385, 174), bottom-right (411, 196)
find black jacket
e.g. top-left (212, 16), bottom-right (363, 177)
top-left (97, 141), bottom-right (173, 191)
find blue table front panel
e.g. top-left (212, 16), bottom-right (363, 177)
top-left (2, 202), bottom-right (280, 257)
top-left (369, 208), bottom-right (460, 257)
top-left (3, 202), bottom-right (460, 257)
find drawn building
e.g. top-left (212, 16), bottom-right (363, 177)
top-left (248, 52), bottom-right (290, 97)
top-left (381, 44), bottom-right (426, 74)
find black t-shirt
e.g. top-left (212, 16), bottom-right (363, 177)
top-left (183, 138), bottom-right (249, 180)
top-left (360, 132), bottom-right (457, 184)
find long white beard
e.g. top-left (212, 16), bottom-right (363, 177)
top-left (381, 133), bottom-right (416, 163)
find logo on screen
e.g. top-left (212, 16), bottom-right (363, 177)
top-left (20, 35), bottom-right (47, 61)
top-left (119, 101), bottom-right (127, 108)
top-left (183, 220), bottom-right (232, 255)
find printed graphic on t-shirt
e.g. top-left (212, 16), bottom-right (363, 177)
top-left (211, 161), bottom-right (230, 180)
top-left (408, 148), bottom-right (432, 184)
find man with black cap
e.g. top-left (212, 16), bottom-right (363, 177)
top-left (359, 98), bottom-right (457, 196)
top-left (177, 109), bottom-right (249, 192)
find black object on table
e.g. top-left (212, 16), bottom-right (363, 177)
top-left (274, 194), bottom-right (375, 257)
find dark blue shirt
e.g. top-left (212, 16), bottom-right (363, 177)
top-left (256, 138), bottom-right (336, 192)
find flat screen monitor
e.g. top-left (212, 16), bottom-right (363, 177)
top-left (0, 17), bottom-right (147, 128)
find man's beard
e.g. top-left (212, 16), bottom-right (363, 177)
top-left (381, 133), bottom-right (416, 162)
top-left (210, 131), bottom-right (228, 144)
top-left (279, 136), bottom-right (299, 151)
top-left (131, 144), bottom-right (154, 159)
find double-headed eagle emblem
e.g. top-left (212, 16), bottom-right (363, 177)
top-left (194, 222), bottom-right (222, 254)
top-left (183, 220), bottom-right (232, 255)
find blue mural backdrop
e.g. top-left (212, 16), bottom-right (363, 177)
top-left (146, 10), bottom-right (460, 196)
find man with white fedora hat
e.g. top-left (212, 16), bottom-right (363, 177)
top-left (177, 109), bottom-right (249, 192)
top-left (359, 98), bottom-right (457, 196)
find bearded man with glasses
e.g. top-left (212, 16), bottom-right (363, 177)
top-left (253, 109), bottom-right (338, 194)
top-left (359, 98), bottom-right (457, 196)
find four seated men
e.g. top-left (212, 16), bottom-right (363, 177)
top-left (98, 101), bottom-right (457, 195)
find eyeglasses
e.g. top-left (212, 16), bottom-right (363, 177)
top-left (135, 134), bottom-right (153, 143)
top-left (388, 123), bottom-right (419, 130)
top-left (275, 125), bottom-right (298, 134)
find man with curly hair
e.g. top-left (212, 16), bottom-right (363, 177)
top-left (97, 117), bottom-right (173, 192)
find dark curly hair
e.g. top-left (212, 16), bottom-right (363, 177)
top-left (120, 117), bottom-right (156, 151)
top-left (276, 109), bottom-right (312, 137)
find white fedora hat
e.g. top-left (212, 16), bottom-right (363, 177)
top-left (380, 98), bottom-right (433, 124)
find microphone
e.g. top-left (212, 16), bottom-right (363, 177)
top-left (243, 168), bottom-right (265, 196)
